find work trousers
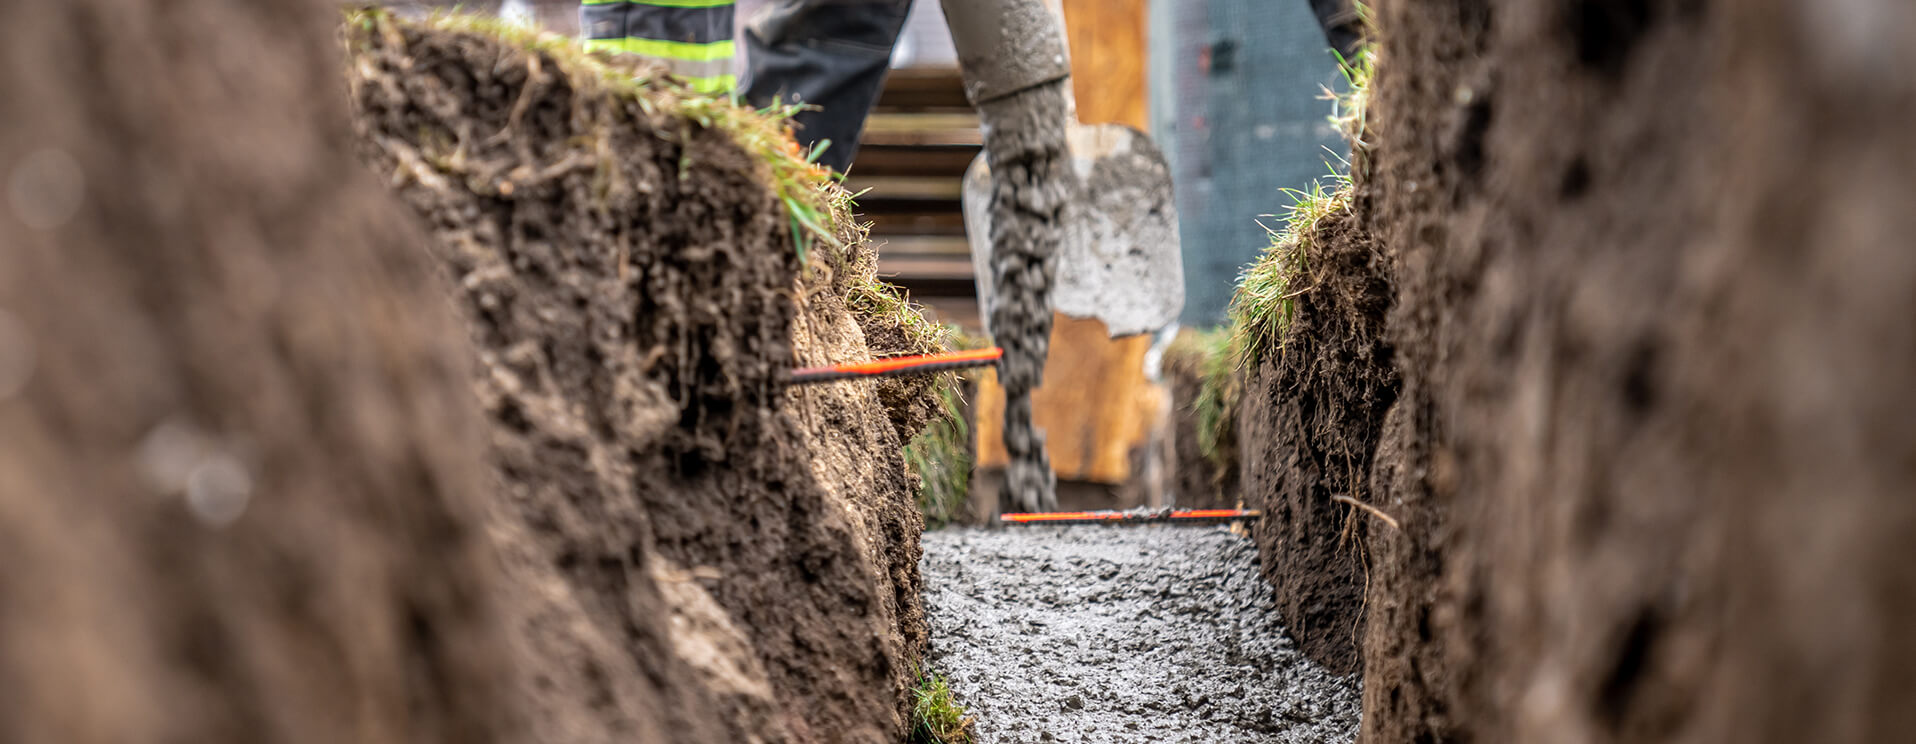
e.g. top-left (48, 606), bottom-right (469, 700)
top-left (739, 0), bottom-right (914, 173)
top-left (580, 0), bottom-right (739, 93)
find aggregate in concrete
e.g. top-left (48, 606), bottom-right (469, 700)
top-left (921, 525), bottom-right (1362, 744)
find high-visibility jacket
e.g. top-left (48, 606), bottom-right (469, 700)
top-left (580, 0), bottom-right (736, 94)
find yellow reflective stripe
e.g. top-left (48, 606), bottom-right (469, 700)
top-left (582, 38), bottom-right (623, 53)
top-left (682, 73), bottom-right (737, 94)
top-left (623, 38), bottom-right (735, 62)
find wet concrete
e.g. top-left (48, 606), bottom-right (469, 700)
top-left (922, 525), bottom-right (1362, 743)
top-left (976, 80), bottom-right (1071, 513)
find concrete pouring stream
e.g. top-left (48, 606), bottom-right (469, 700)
top-left (921, 525), bottom-right (1362, 743)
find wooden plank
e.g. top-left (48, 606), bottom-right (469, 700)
top-left (1060, 0), bottom-right (1150, 130)
top-left (843, 176), bottom-right (965, 201)
top-left (863, 209), bottom-right (967, 237)
top-left (848, 144), bottom-right (979, 178)
top-left (972, 314), bottom-right (1164, 484)
top-left (874, 66), bottom-right (970, 111)
top-left (874, 255), bottom-right (974, 281)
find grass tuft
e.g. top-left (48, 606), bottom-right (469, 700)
top-left (1228, 4), bottom-right (1374, 370)
top-left (1187, 329), bottom-right (1241, 470)
top-left (909, 671), bottom-right (976, 744)
top-left (1227, 177), bottom-right (1352, 369)
top-left (906, 378), bottom-right (971, 529)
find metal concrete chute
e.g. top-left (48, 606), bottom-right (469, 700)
top-left (945, 0), bottom-right (1185, 340)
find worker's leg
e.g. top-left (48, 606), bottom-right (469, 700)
top-left (739, 0), bottom-right (914, 172)
top-left (580, 0), bottom-right (738, 94)
top-left (1306, 0), bottom-right (1364, 61)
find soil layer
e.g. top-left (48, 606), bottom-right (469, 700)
top-left (349, 17), bottom-right (932, 744)
top-left (1239, 206), bottom-right (1398, 678)
top-left (0, 2), bottom-right (513, 742)
top-left (1357, 0), bottom-right (1916, 742)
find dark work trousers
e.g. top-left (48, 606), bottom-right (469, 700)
top-left (1308, 0), bottom-right (1364, 61)
top-left (741, 0), bottom-right (1361, 173)
top-left (739, 0), bottom-right (914, 173)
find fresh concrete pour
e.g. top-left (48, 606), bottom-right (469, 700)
top-left (922, 525), bottom-right (1361, 743)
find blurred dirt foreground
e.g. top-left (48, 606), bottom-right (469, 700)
top-left (0, 1), bottom-right (513, 742)
top-left (0, 2), bottom-right (940, 744)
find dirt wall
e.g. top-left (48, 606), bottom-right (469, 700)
top-left (0, 2), bottom-right (514, 742)
top-left (1358, 0), bottom-right (1916, 742)
top-left (1237, 206), bottom-right (1397, 678)
top-left (348, 17), bottom-right (931, 744)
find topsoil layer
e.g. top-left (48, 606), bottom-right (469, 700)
top-left (1238, 205), bottom-right (1396, 678)
top-left (0, 1), bottom-right (513, 742)
top-left (349, 16), bottom-right (938, 744)
top-left (923, 525), bottom-right (1361, 744)
top-left (1337, 0), bottom-right (1916, 742)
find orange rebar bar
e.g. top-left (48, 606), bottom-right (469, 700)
top-left (998, 509), bottom-right (1262, 525)
top-left (786, 346), bottom-right (1003, 385)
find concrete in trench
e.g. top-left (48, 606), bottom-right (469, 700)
top-left (921, 524), bottom-right (1362, 743)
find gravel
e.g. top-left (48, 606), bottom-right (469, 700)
top-left (921, 525), bottom-right (1362, 743)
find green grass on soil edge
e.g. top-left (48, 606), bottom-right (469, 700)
top-left (344, 7), bottom-right (965, 523)
top-left (1226, 25), bottom-right (1375, 370)
top-left (909, 669), bottom-right (976, 744)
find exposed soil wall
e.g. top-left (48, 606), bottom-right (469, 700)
top-left (0, 2), bottom-right (514, 742)
top-left (1238, 206), bottom-right (1397, 678)
top-left (1356, 0), bottom-right (1916, 742)
top-left (348, 17), bottom-right (932, 744)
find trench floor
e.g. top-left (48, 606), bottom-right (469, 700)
top-left (921, 525), bottom-right (1362, 743)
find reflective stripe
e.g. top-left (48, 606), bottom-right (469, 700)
top-left (624, 38), bottom-right (734, 62)
top-left (682, 73), bottom-right (737, 94)
top-left (579, 0), bottom-right (737, 93)
top-left (632, 50), bottom-right (734, 80)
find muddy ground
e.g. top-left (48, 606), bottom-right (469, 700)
top-left (349, 15), bottom-right (939, 744)
top-left (0, 1), bottom-right (514, 742)
top-left (923, 525), bottom-right (1360, 744)
top-left (1232, 0), bottom-right (1916, 742)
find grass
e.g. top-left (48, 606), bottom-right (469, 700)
top-left (1227, 177), bottom-right (1352, 369)
top-left (1185, 329), bottom-right (1241, 470)
top-left (905, 377), bottom-right (971, 529)
top-left (909, 670), bottom-right (975, 744)
top-left (1227, 8), bottom-right (1374, 370)
top-left (345, 7), bottom-right (844, 262)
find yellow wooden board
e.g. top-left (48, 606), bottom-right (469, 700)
top-left (1061, 0), bottom-right (1149, 130)
top-left (973, 314), bottom-right (1164, 484)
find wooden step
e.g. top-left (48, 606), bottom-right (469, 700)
top-left (873, 234), bottom-right (972, 258)
top-left (863, 208), bottom-right (967, 237)
top-left (874, 66), bottom-right (970, 112)
top-left (861, 113), bottom-right (981, 147)
top-left (876, 255), bottom-right (974, 281)
top-left (844, 175), bottom-right (965, 202)
top-left (848, 143), bottom-right (979, 178)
